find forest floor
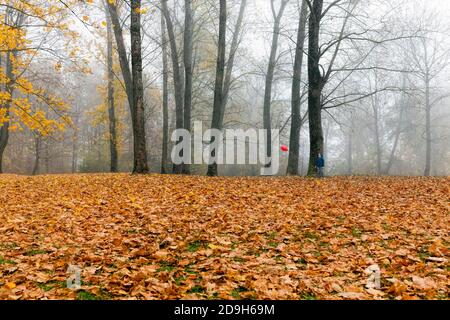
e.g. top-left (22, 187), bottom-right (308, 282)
top-left (0, 174), bottom-right (448, 300)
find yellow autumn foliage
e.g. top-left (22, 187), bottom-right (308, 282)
top-left (0, 0), bottom-right (86, 136)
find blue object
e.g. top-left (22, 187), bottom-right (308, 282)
top-left (316, 155), bottom-right (325, 168)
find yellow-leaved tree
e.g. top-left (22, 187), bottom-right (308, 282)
top-left (0, 0), bottom-right (86, 173)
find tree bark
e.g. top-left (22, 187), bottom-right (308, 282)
top-left (424, 73), bottom-right (431, 176)
top-left (71, 126), bottom-right (78, 173)
top-left (161, 0), bottom-right (184, 174)
top-left (385, 78), bottom-right (406, 175)
top-left (130, 0), bottom-right (149, 174)
top-left (107, 3), bottom-right (133, 110)
top-left (372, 94), bottom-right (382, 175)
top-left (161, 13), bottom-right (169, 174)
top-left (307, 0), bottom-right (324, 176)
top-left (106, 5), bottom-right (119, 173)
top-left (220, 0), bottom-right (247, 125)
top-left (32, 135), bottom-right (41, 175)
top-left (287, 0), bottom-right (308, 175)
top-left (0, 52), bottom-right (14, 174)
top-left (207, 0), bottom-right (227, 177)
top-left (107, 2), bottom-right (148, 174)
top-left (263, 0), bottom-right (289, 166)
top-left (183, 0), bottom-right (193, 174)
top-left (347, 114), bottom-right (353, 175)
top-left (179, 0), bottom-right (193, 174)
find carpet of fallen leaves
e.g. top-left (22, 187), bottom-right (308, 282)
top-left (0, 174), bottom-right (448, 300)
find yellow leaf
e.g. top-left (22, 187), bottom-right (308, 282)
top-left (6, 282), bottom-right (16, 289)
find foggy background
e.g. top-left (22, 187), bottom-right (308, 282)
top-left (1, 0), bottom-right (449, 176)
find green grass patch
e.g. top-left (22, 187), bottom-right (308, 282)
top-left (0, 256), bottom-right (17, 265)
top-left (25, 249), bottom-right (49, 256)
top-left (418, 247), bottom-right (431, 261)
top-left (187, 240), bottom-right (208, 253)
top-left (187, 285), bottom-right (205, 294)
top-left (0, 243), bottom-right (18, 250)
top-left (76, 290), bottom-right (99, 300)
top-left (304, 232), bottom-right (319, 240)
top-left (351, 227), bottom-right (362, 237)
top-left (300, 292), bottom-right (317, 300)
top-left (37, 283), bottom-right (55, 292)
top-left (157, 261), bottom-right (176, 272)
top-left (230, 286), bottom-right (249, 299)
top-left (37, 281), bottom-right (66, 292)
top-left (265, 232), bottom-right (277, 240)
top-left (184, 267), bottom-right (199, 275)
top-left (174, 276), bottom-right (186, 286)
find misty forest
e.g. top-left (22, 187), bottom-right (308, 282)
top-left (1, 0), bottom-right (449, 176)
top-left (0, 0), bottom-right (448, 301)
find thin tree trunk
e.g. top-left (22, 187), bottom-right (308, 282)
top-left (0, 52), bottom-right (14, 174)
top-left (161, 0), bottom-right (184, 174)
top-left (263, 0), bottom-right (289, 166)
top-left (220, 0), bottom-right (247, 125)
top-left (44, 139), bottom-right (50, 173)
top-left (32, 135), bottom-right (41, 175)
top-left (161, 14), bottom-right (169, 174)
top-left (72, 127), bottom-right (78, 173)
top-left (0, 114), bottom-right (9, 174)
top-left (207, 0), bottom-right (227, 177)
top-left (368, 73), bottom-right (382, 175)
top-left (106, 5), bottom-right (118, 172)
top-left (183, 0), bottom-right (193, 174)
top-left (385, 79), bottom-right (406, 175)
top-left (107, 3), bottom-right (133, 111)
top-left (424, 73), bottom-right (431, 176)
top-left (373, 102), bottom-right (382, 175)
top-left (385, 111), bottom-right (402, 175)
top-left (323, 121), bottom-right (329, 169)
top-left (287, 0), bottom-right (308, 175)
top-left (307, 0), bottom-right (324, 176)
top-left (347, 115), bottom-right (353, 175)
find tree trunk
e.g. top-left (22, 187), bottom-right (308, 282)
top-left (287, 0), bottom-right (308, 176)
top-left (44, 139), bottom-right (50, 173)
top-left (161, 13), bottom-right (169, 174)
top-left (368, 73), bottom-right (382, 175)
top-left (161, 0), bottom-right (184, 174)
top-left (220, 0), bottom-right (247, 125)
top-left (130, 0), bottom-right (149, 174)
top-left (385, 112), bottom-right (402, 175)
top-left (106, 6), bottom-right (119, 173)
top-left (32, 135), bottom-right (41, 175)
top-left (0, 113), bottom-right (9, 174)
top-left (107, 3), bottom-right (133, 111)
top-left (347, 115), bottom-right (353, 175)
top-left (107, 2), bottom-right (148, 174)
top-left (263, 0), bottom-right (289, 166)
top-left (0, 120), bottom-right (9, 173)
top-left (373, 101), bottom-right (382, 175)
top-left (385, 79), bottom-right (406, 175)
top-left (182, 0), bottom-right (193, 174)
top-left (72, 127), bottom-right (78, 173)
top-left (0, 52), bottom-right (14, 174)
top-left (207, 0), bottom-right (227, 177)
top-left (424, 73), bottom-right (431, 176)
top-left (307, 0), bottom-right (324, 176)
